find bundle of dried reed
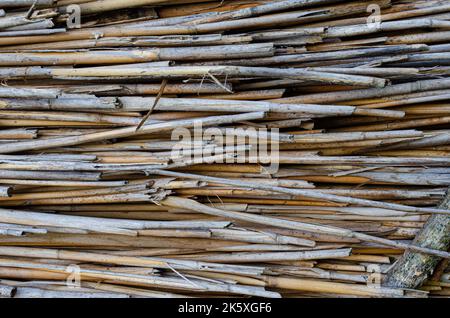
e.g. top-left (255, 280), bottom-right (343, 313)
top-left (0, 0), bottom-right (449, 299)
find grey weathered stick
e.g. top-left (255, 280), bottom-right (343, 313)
top-left (383, 189), bottom-right (450, 289)
top-left (161, 196), bottom-right (450, 258)
top-left (0, 112), bottom-right (265, 153)
top-left (150, 169), bottom-right (450, 216)
top-left (0, 284), bottom-right (15, 297)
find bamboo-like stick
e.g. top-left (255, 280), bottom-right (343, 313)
top-left (0, 111), bottom-right (265, 153)
top-left (152, 170), bottom-right (450, 215)
top-left (160, 196), bottom-right (450, 258)
top-left (0, 0), bottom-right (55, 6)
top-left (274, 79), bottom-right (450, 104)
top-left (0, 283), bottom-right (15, 297)
top-left (0, 44), bottom-right (275, 65)
top-left (189, 248), bottom-right (352, 263)
top-left (0, 257), bottom-right (279, 297)
top-left (46, 65), bottom-right (387, 87)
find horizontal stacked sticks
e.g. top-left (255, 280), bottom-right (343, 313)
top-left (0, 0), bottom-right (449, 298)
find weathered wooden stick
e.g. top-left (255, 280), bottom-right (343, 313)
top-left (161, 196), bottom-right (450, 258)
top-left (0, 44), bottom-right (274, 65)
top-left (0, 111), bottom-right (265, 153)
top-left (151, 170), bottom-right (450, 215)
top-left (0, 283), bottom-right (15, 297)
top-left (384, 189), bottom-right (450, 289)
top-left (0, 0), bottom-right (55, 6)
